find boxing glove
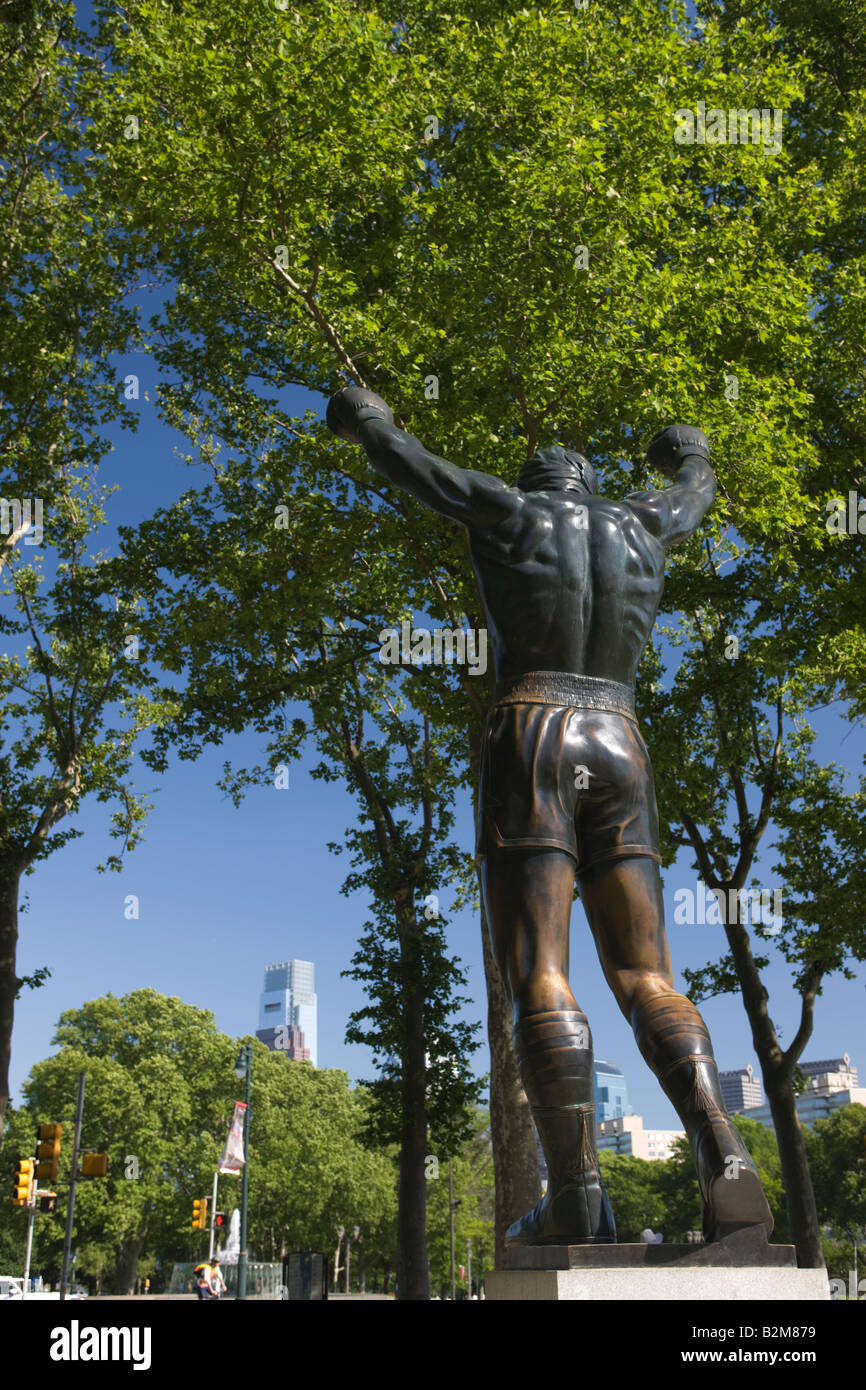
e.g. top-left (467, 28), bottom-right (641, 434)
top-left (647, 424), bottom-right (711, 477)
top-left (326, 387), bottom-right (394, 444)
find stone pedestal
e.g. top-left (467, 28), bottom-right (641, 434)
top-left (485, 1232), bottom-right (829, 1301)
top-left (485, 1266), bottom-right (828, 1300)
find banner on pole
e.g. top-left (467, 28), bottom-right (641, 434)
top-left (218, 1101), bottom-right (247, 1175)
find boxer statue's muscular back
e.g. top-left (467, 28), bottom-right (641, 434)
top-left (471, 483), bottom-right (667, 687)
top-left (327, 387), bottom-right (774, 1248)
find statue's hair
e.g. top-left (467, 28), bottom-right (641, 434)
top-left (517, 445), bottom-right (597, 496)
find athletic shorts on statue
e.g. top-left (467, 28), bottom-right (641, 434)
top-left (476, 702), bottom-right (662, 873)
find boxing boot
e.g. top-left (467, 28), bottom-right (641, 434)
top-left (634, 991), bottom-right (773, 1243)
top-left (506, 1009), bottom-right (616, 1246)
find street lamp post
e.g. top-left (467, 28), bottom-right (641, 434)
top-left (234, 1044), bottom-right (252, 1300)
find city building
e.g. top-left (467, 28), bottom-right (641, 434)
top-left (255, 959), bottom-right (318, 1064)
top-left (741, 1054), bottom-right (865, 1132)
top-left (594, 1059), bottom-right (631, 1122)
top-left (719, 1063), bottom-right (763, 1113)
top-left (799, 1054), bottom-right (858, 1095)
top-left (595, 1114), bottom-right (686, 1160)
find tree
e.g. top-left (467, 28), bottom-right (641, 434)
top-left (0, 1), bottom-right (164, 1126)
top-left (425, 1106), bottom-right (495, 1297)
top-left (237, 1051), bottom-right (396, 1265)
top-left (0, 484), bottom-right (170, 1131)
top-left (333, 698), bottom-right (484, 1302)
top-left (80, 0), bottom-right (860, 1265)
top-left (597, 1153), bottom-right (670, 1244)
top-left (1, 0), bottom-right (143, 543)
top-left (0, 989), bottom-right (398, 1292)
top-left (701, 0), bottom-right (866, 715)
top-left (806, 1103), bottom-right (866, 1282)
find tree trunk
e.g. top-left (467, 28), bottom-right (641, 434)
top-left (480, 900), bottom-right (542, 1266)
top-left (764, 1071), bottom-right (825, 1267)
top-left (721, 902), bottom-right (825, 1268)
top-left (0, 865), bottom-right (22, 1134)
top-left (113, 1235), bottom-right (145, 1295)
top-left (396, 938), bottom-right (429, 1300)
top-left (466, 703), bottom-right (541, 1269)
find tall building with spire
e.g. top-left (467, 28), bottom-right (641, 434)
top-left (256, 959), bottom-right (318, 1064)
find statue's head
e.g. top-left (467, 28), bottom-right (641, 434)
top-left (517, 445), bottom-right (597, 497)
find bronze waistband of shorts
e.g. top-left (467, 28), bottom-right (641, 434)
top-left (492, 670), bottom-right (636, 720)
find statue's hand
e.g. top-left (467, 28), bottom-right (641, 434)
top-left (647, 424), bottom-right (711, 477)
top-left (326, 386), bottom-right (394, 444)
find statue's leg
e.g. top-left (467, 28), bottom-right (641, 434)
top-left (480, 844), bottom-right (616, 1245)
top-left (579, 855), bottom-right (773, 1241)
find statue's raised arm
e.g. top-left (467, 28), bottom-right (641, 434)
top-left (625, 424), bottom-right (716, 548)
top-left (326, 386), bottom-right (517, 530)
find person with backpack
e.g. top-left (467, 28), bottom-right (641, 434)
top-left (194, 1262), bottom-right (212, 1300)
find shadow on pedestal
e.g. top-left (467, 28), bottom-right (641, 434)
top-left (507, 1227), bottom-right (795, 1271)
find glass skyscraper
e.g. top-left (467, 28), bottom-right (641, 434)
top-left (256, 959), bottom-right (318, 1065)
top-left (593, 1059), bottom-right (630, 1122)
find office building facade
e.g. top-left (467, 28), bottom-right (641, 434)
top-left (740, 1054), bottom-right (864, 1132)
top-left (595, 1114), bottom-right (686, 1160)
top-left (799, 1054), bottom-right (858, 1094)
top-left (719, 1063), bottom-right (763, 1113)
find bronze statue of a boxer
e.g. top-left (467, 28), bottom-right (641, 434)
top-left (327, 386), bottom-right (773, 1247)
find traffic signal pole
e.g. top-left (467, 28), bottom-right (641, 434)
top-left (59, 1070), bottom-right (85, 1301)
top-left (208, 1170), bottom-right (218, 1260)
top-left (22, 1196), bottom-right (36, 1298)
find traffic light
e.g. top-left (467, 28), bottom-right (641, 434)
top-left (214, 1211), bottom-right (227, 1229)
top-left (13, 1159), bottom-right (34, 1206)
top-left (39, 1193), bottom-right (57, 1214)
top-left (192, 1197), bottom-right (208, 1230)
top-left (35, 1122), bottom-right (62, 1182)
top-left (80, 1153), bottom-right (108, 1178)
